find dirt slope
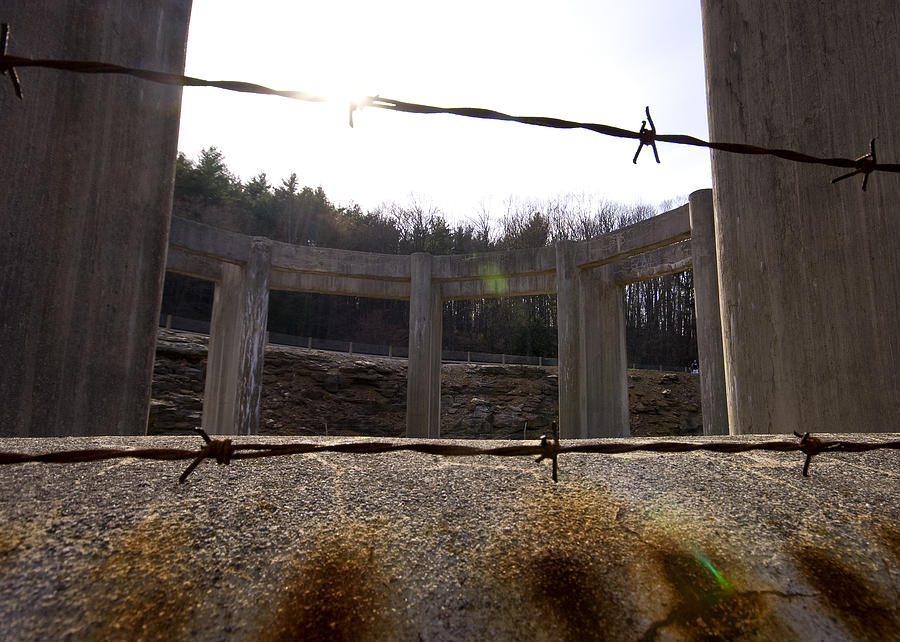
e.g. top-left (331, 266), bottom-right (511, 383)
top-left (150, 330), bottom-right (701, 438)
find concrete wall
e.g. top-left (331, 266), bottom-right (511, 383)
top-left (701, 1), bottom-right (900, 433)
top-left (0, 1), bottom-right (192, 436)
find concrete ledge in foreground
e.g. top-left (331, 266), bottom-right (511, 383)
top-left (0, 434), bottom-right (898, 640)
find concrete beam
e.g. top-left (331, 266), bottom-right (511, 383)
top-left (577, 205), bottom-right (692, 270)
top-left (613, 240), bottom-right (693, 286)
top-left (0, 1), bottom-right (191, 437)
top-left (165, 246), bottom-right (225, 283)
top-left (439, 273), bottom-right (557, 300)
top-left (406, 254), bottom-right (442, 438)
top-left (169, 217), bottom-right (250, 264)
top-left (269, 270), bottom-right (410, 300)
top-left (270, 240), bottom-right (409, 281)
top-left (433, 246), bottom-right (556, 281)
top-left (689, 190), bottom-right (728, 436)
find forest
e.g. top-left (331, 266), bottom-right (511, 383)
top-left (162, 148), bottom-right (698, 367)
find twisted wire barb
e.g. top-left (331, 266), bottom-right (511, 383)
top-left (1, 23), bottom-right (898, 191)
top-left (0, 428), bottom-right (897, 485)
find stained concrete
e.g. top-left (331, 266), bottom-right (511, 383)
top-left (0, 434), bottom-right (897, 640)
top-left (407, 253), bottom-right (442, 438)
top-left (701, 1), bottom-right (900, 433)
top-left (688, 190), bottom-right (728, 436)
top-left (581, 266), bottom-right (629, 437)
top-left (0, 1), bottom-right (192, 436)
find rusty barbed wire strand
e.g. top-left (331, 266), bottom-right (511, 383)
top-left (0, 427), bottom-right (897, 485)
top-left (1, 23), bottom-right (898, 191)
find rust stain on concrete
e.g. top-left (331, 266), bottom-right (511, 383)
top-left (639, 547), bottom-right (769, 641)
top-left (792, 541), bottom-right (899, 642)
top-left (82, 516), bottom-right (203, 641)
top-left (259, 522), bottom-right (406, 642)
top-left (478, 485), bottom-right (779, 641)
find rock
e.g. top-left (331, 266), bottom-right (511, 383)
top-left (322, 373), bottom-right (340, 393)
top-left (150, 330), bottom-right (701, 439)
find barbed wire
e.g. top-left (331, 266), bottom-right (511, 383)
top-left (2, 23), bottom-right (897, 191)
top-left (0, 427), bottom-right (897, 485)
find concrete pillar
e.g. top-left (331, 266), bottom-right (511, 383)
top-left (0, 2), bottom-right (192, 436)
top-left (201, 239), bottom-right (271, 435)
top-left (701, 1), bottom-right (900, 433)
top-left (236, 239), bottom-right (272, 435)
top-left (202, 264), bottom-right (242, 435)
top-left (406, 253), bottom-right (442, 438)
top-left (581, 266), bottom-right (630, 437)
top-left (555, 241), bottom-right (584, 438)
top-left (689, 189), bottom-right (729, 435)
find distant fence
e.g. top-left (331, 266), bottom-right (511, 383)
top-left (160, 315), bottom-right (693, 371)
top-left (160, 314), bottom-right (560, 366)
top-left (159, 314), bottom-right (695, 371)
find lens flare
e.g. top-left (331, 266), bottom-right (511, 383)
top-left (692, 550), bottom-right (732, 593)
top-left (479, 262), bottom-right (509, 295)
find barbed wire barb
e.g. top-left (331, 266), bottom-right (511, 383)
top-left (179, 427), bottom-right (235, 483)
top-left (633, 106), bottom-right (660, 164)
top-left (0, 24), bottom-right (23, 99)
top-left (831, 138), bottom-right (877, 191)
top-left (535, 421), bottom-right (561, 482)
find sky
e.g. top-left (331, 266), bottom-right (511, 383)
top-left (177, 0), bottom-right (712, 224)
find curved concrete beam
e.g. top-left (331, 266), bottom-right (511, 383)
top-left (577, 205), bottom-right (691, 269)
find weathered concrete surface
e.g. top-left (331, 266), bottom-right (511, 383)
top-left (0, 434), bottom-right (897, 640)
top-left (555, 241), bottom-right (584, 438)
top-left (202, 264), bottom-right (243, 435)
top-left (0, 1), bottom-right (192, 436)
top-left (613, 240), bottom-right (693, 286)
top-left (689, 190), bottom-right (728, 436)
top-left (236, 238), bottom-right (272, 435)
top-left (581, 266), bottom-right (629, 437)
top-left (701, 1), bottom-right (900, 433)
top-left (577, 205), bottom-right (692, 269)
top-left (407, 254), bottom-right (442, 438)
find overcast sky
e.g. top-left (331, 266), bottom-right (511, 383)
top-left (177, 0), bottom-right (711, 223)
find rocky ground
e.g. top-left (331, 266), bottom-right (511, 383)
top-left (150, 329), bottom-right (701, 438)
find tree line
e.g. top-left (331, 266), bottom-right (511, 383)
top-left (163, 147), bottom-right (697, 366)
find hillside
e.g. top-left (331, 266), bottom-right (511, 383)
top-left (150, 330), bottom-right (702, 438)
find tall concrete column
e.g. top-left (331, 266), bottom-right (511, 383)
top-left (555, 241), bottom-right (585, 438)
top-left (201, 238), bottom-right (271, 435)
top-left (236, 239), bottom-right (272, 435)
top-left (202, 264), bottom-right (243, 434)
top-left (701, 1), bottom-right (900, 433)
top-left (0, 2), bottom-right (192, 436)
top-left (407, 253), bottom-right (442, 438)
top-left (581, 266), bottom-right (629, 437)
top-left (689, 189), bottom-right (728, 435)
